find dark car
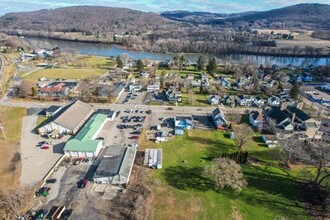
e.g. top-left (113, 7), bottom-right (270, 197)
top-left (61, 209), bottom-right (73, 220)
top-left (146, 110), bottom-right (152, 114)
top-left (166, 107), bottom-right (174, 110)
top-left (78, 179), bottom-right (88, 188)
top-left (130, 136), bottom-right (139, 139)
top-left (46, 178), bottom-right (57, 184)
top-left (36, 209), bottom-right (48, 219)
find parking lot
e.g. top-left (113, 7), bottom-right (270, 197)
top-left (116, 91), bottom-right (147, 105)
top-left (320, 119), bottom-right (330, 141)
top-left (20, 115), bottom-right (69, 186)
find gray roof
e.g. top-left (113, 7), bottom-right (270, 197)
top-left (94, 147), bottom-right (136, 179)
top-left (52, 100), bottom-right (94, 130)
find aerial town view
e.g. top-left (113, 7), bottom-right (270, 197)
top-left (0, 0), bottom-right (329, 219)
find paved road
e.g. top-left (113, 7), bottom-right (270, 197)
top-left (0, 98), bottom-right (255, 115)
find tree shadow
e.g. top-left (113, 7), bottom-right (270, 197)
top-left (252, 136), bottom-right (268, 148)
top-left (242, 165), bottom-right (299, 201)
top-left (163, 166), bottom-right (214, 191)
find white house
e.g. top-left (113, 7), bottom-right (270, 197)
top-left (129, 83), bottom-right (142, 92)
top-left (267, 96), bottom-right (281, 107)
top-left (147, 83), bottom-right (160, 92)
top-left (254, 96), bottom-right (264, 107)
top-left (237, 95), bottom-right (254, 106)
top-left (209, 95), bottom-right (222, 105)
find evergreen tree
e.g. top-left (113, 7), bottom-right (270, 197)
top-left (196, 56), bottom-right (205, 71)
top-left (290, 82), bottom-right (300, 100)
top-left (206, 58), bottom-right (217, 74)
top-left (116, 55), bottom-right (123, 68)
top-left (136, 59), bottom-right (144, 72)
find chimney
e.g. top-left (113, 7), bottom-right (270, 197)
top-left (291, 113), bottom-right (296, 123)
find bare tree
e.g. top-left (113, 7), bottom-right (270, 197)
top-left (234, 124), bottom-right (253, 151)
top-left (204, 157), bottom-right (247, 192)
top-left (0, 185), bottom-right (37, 219)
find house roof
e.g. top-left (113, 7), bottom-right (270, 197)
top-left (212, 107), bottom-right (227, 127)
top-left (250, 111), bottom-right (263, 121)
top-left (52, 100), bottom-right (94, 130)
top-left (266, 107), bottom-right (288, 124)
top-left (287, 106), bottom-right (311, 121)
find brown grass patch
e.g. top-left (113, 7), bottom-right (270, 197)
top-left (0, 107), bottom-right (26, 190)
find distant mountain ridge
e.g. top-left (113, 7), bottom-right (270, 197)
top-left (161, 3), bottom-right (330, 29)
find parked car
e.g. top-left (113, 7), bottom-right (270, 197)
top-left (41, 145), bottom-right (50, 150)
top-left (130, 136), bottom-right (139, 139)
top-left (146, 110), bottom-right (152, 114)
top-left (46, 178), bottom-right (57, 184)
top-left (78, 179), bottom-right (88, 188)
top-left (61, 209), bottom-right (73, 220)
top-left (166, 107), bottom-right (174, 110)
top-left (36, 209), bottom-right (48, 219)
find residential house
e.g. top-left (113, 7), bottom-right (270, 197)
top-left (174, 116), bottom-right (194, 135)
top-left (220, 78), bottom-right (231, 88)
top-left (212, 107), bottom-right (227, 130)
top-left (262, 135), bottom-right (278, 148)
top-left (254, 96), bottom-right (264, 107)
top-left (166, 87), bottom-right (182, 102)
top-left (265, 107), bottom-right (293, 132)
top-left (39, 81), bottom-right (78, 97)
top-left (287, 106), bottom-right (322, 139)
top-left (249, 110), bottom-right (264, 128)
top-left (191, 80), bottom-right (201, 87)
top-left (209, 95), bottom-right (222, 105)
top-left (140, 72), bottom-right (149, 78)
top-left (147, 83), bottom-right (160, 92)
top-left (129, 83), bottom-right (142, 92)
top-left (223, 95), bottom-right (235, 106)
top-left (267, 96), bottom-right (281, 107)
top-left (237, 95), bottom-right (254, 106)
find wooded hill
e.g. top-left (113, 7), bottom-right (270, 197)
top-left (0, 6), bottom-right (181, 34)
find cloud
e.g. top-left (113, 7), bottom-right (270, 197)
top-left (0, 0), bottom-right (329, 15)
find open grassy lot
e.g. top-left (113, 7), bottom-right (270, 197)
top-left (73, 55), bottom-right (116, 68)
top-left (0, 107), bottom-right (26, 189)
top-left (0, 52), bottom-right (18, 96)
top-left (139, 130), bottom-right (309, 220)
top-left (156, 68), bottom-right (202, 78)
top-left (22, 68), bottom-right (107, 81)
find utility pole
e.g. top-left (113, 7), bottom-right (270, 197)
top-left (0, 121), bottom-right (6, 140)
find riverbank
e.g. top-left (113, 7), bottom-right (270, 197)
top-left (17, 36), bottom-right (330, 66)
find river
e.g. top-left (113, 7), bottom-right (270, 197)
top-left (23, 37), bottom-right (330, 67)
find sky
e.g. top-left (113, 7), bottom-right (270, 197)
top-left (0, 0), bottom-right (329, 15)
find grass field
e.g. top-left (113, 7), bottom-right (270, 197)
top-left (73, 55), bottom-right (116, 68)
top-left (0, 107), bottom-right (26, 190)
top-left (23, 68), bottom-right (107, 81)
top-left (139, 130), bottom-right (309, 220)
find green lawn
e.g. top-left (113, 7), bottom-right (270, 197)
top-left (23, 68), bottom-right (107, 81)
top-left (141, 130), bottom-right (309, 220)
top-left (73, 55), bottom-right (115, 68)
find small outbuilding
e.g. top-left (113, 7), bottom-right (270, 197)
top-left (144, 148), bottom-right (163, 169)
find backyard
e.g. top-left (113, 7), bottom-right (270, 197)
top-left (139, 130), bottom-right (309, 220)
